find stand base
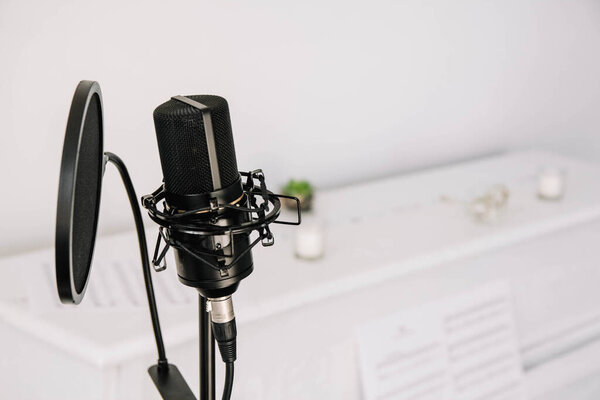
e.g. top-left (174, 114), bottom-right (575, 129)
top-left (149, 364), bottom-right (196, 400)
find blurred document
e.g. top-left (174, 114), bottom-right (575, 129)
top-left (26, 256), bottom-right (195, 312)
top-left (357, 282), bottom-right (526, 400)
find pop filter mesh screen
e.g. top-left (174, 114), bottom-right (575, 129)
top-left (153, 95), bottom-right (239, 195)
top-left (71, 93), bottom-right (102, 294)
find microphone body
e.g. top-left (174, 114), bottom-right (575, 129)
top-left (146, 92), bottom-right (300, 399)
top-left (146, 92), bottom-right (299, 399)
top-left (153, 95), bottom-right (252, 299)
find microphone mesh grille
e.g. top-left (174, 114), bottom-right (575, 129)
top-left (153, 95), bottom-right (239, 196)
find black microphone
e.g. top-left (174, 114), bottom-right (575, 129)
top-left (153, 95), bottom-right (252, 297)
top-left (144, 94), bottom-right (300, 400)
top-left (152, 95), bottom-right (249, 364)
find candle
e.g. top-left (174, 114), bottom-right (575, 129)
top-left (537, 168), bottom-right (565, 200)
top-left (295, 222), bottom-right (325, 260)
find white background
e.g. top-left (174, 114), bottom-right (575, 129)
top-left (1, 0), bottom-right (600, 255)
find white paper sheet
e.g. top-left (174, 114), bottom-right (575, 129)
top-left (26, 254), bottom-right (195, 312)
top-left (356, 282), bottom-right (526, 400)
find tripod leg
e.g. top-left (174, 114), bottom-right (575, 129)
top-left (199, 295), bottom-right (216, 400)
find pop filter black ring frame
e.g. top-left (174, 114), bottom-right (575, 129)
top-left (56, 80), bottom-right (104, 304)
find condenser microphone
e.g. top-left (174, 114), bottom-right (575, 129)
top-left (153, 95), bottom-right (243, 212)
top-left (152, 95), bottom-right (252, 299)
top-left (152, 95), bottom-right (250, 365)
top-left (144, 93), bottom-right (300, 400)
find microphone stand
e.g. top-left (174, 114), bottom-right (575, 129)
top-left (141, 169), bottom-right (302, 400)
top-left (199, 295), bottom-right (215, 400)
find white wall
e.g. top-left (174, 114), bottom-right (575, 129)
top-left (1, 0), bottom-right (600, 255)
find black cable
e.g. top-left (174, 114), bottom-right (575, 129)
top-left (222, 362), bottom-right (234, 400)
top-left (105, 152), bottom-right (168, 365)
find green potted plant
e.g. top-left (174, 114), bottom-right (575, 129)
top-left (282, 179), bottom-right (314, 211)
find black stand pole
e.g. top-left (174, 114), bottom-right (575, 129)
top-left (199, 295), bottom-right (215, 400)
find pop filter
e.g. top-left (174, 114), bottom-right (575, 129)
top-left (55, 80), bottom-right (104, 304)
top-left (53, 81), bottom-right (194, 398)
